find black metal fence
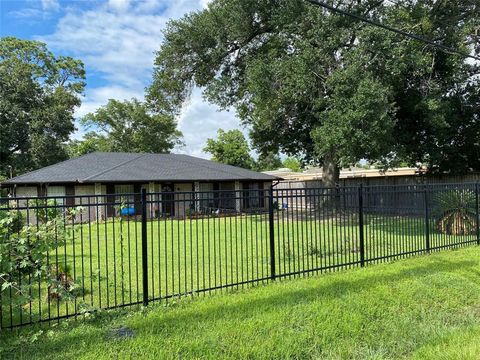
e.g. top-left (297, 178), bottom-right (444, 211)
top-left (1, 183), bottom-right (479, 329)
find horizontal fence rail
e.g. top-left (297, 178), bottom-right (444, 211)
top-left (0, 183), bottom-right (479, 329)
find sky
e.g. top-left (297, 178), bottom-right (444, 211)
top-left (0, 0), bottom-right (244, 158)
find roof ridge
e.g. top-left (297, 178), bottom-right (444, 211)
top-left (3, 152), bottom-right (98, 184)
top-left (81, 153), bottom-right (148, 182)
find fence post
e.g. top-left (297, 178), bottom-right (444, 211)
top-left (424, 185), bottom-right (430, 253)
top-left (358, 184), bottom-right (365, 267)
top-left (476, 183), bottom-right (479, 246)
top-left (141, 188), bottom-right (149, 306)
top-left (268, 185), bottom-right (276, 280)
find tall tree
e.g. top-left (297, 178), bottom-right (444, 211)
top-left (80, 98), bottom-right (183, 154)
top-left (254, 151), bottom-right (283, 171)
top-left (374, 0), bottom-right (480, 174)
top-left (204, 129), bottom-right (254, 169)
top-left (0, 36), bottom-right (85, 177)
top-left (283, 157), bottom-right (303, 173)
top-left (148, 0), bottom-right (479, 186)
top-left (65, 132), bottom-right (110, 158)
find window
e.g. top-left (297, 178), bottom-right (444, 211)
top-left (47, 186), bottom-right (66, 206)
top-left (114, 184), bottom-right (135, 208)
top-left (243, 182), bottom-right (264, 209)
top-left (199, 183), bottom-right (214, 209)
top-left (248, 182), bottom-right (260, 208)
top-left (219, 182), bottom-right (236, 209)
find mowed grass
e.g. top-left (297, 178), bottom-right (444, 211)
top-left (1, 246), bottom-right (480, 359)
top-left (2, 212), bottom-right (476, 328)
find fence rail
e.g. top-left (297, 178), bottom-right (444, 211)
top-left (1, 183), bottom-right (479, 329)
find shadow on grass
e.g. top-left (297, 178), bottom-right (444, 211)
top-left (5, 252), bottom-right (478, 359)
top-left (137, 257), bottom-right (479, 328)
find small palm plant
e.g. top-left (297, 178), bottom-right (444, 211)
top-left (433, 189), bottom-right (477, 235)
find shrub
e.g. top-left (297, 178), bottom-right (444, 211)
top-left (33, 199), bottom-right (61, 223)
top-left (0, 205), bottom-right (81, 307)
top-left (0, 205), bottom-right (24, 233)
top-left (433, 189), bottom-right (477, 235)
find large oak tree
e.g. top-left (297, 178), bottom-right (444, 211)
top-left (147, 0), bottom-right (479, 186)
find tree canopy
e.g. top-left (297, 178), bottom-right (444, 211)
top-left (283, 157), bottom-right (303, 172)
top-left (66, 132), bottom-right (110, 158)
top-left (203, 129), bottom-right (254, 169)
top-left (78, 98), bottom-right (183, 155)
top-left (0, 36), bottom-right (85, 177)
top-left (254, 151), bottom-right (283, 171)
top-left (148, 0), bottom-right (479, 186)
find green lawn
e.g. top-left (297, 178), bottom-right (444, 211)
top-left (1, 212), bottom-right (476, 328)
top-left (1, 246), bottom-right (479, 359)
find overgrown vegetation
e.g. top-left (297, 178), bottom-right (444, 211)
top-left (0, 202), bottom-right (82, 308)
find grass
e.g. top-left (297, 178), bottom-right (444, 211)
top-left (1, 212), bottom-right (477, 328)
top-left (1, 246), bottom-right (480, 359)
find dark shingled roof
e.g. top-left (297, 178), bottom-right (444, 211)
top-left (2, 152), bottom-right (281, 185)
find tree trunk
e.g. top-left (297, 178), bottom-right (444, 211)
top-left (322, 154), bottom-right (341, 211)
top-left (322, 154), bottom-right (340, 188)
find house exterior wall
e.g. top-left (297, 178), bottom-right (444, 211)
top-left (235, 181), bottom-right (242, 212)
top-left (15, 186), bottom-right (38, 198)
top-left (12, 186), bottom-right (38, 224)
top-left (146, 182), bottom-right (160, 219)
top-left (174, 183), bottom-right (193, 218)
top-left (46, 186), bottom-right (66, 203)
top-left (93, 183), bottom-right (107, 220)
top-left (74, 185), bottom-right (96, 222)
top-left (7, 179), bottom-right (275, 221)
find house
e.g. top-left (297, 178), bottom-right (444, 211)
top-left (263, 167), bottom-right (421, 184)
top-left (264, 166), bottom-right (480, 188)
top-left (1, 152), bottom-right (280, 219)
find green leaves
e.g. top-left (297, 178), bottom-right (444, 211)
top-left (148, 0), bottom-right (479, 182)
top-left (0, 205), bottom-right (81, 307)
top-left (0, 36), bottom-right (85, 178)
top-left (433, 189), bottom-right (477, 235)
top-left (204, 129), bottom-right (254, 169)
top-left (312, 72), bottom-right (396, 167)
top-left (282, 157), bottom-right (302, 173)
top-left (77, 98), bottom-right (183, 155)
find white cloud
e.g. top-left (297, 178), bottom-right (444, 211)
top-left (108, 0), bottom-right (132, 12)
top-left (9, 0), bottom-right (60, 20)
top-left (200, 0), bottom-right (212, 8)
top-left (75, 85), bottom-right (142, 118)
top-left (176, 89), bottom-right (244, 158)
top-left (9, 8), bottom-right (44, 19)
top-left (39, 0), bottom-right (244, 157)
top-left (41, 0), bottom-right (60, 11)
top-left (71, 85), bottom-right (143, 140)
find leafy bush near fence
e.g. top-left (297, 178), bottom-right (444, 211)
top-left (0, 202), bottom-right (82, 307)
top-left (433, 190), bottom-right (477, 235)
top-left (33, 199), bottom-right (62, 224)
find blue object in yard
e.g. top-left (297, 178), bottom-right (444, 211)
top-left (282, 203), bottom-right (288, 210)
top-left (121, 207), bottom-right (136, 216)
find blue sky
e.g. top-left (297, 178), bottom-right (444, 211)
top-left (0, 0), bottom-right (243, 158)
